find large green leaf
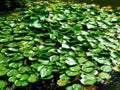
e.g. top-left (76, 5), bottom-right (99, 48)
top-left (98, 72), bottom-right (111, 79)
top-left (65, 57), bottom-right (77, 65)
top-left (30, 20), bottom-right (42, 28)
top-left (28, 74), bottom-right (38, 83)
top-left (40, 66), bottom-right (52, 78)
top-left (80, 74), bottom-right (97, 85)
top-left (0, 80), bottom-right (7, 88)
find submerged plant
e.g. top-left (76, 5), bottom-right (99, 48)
top-left (0, 1), bottom-right (120, 89)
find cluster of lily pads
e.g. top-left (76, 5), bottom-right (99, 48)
top-left (0, 1), bottom-right (120, 90)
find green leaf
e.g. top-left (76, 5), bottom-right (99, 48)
top-left (49, 55), bottom-right (59, 62)
top-left (9, 61), bottom-right (23, 68)
top-left (23, 50), bottom-right (34, 57)
top-left (0, 80), bottom-right (7, 88)
top-left (30, 20), bottom-right (42, 28)
top-left (78, 57), bottom-right (87, 65)
top-left (7, 69), bottom-right (19, 76)
top-left (41, 75), bottom-right (54, 80)
top-left (0, 69), bottom-right (9, 76)
top-left (66, 86), bottom-right (73, 90)
top-left (100, 65), bottom-right (112, 72)
top-left (16, 74), bottom-right (29, 81)
top-left (66, 84), bottom-right (82, 90)
top-left (74, 23), bottom-right (82, 30)
top-left (98, 72), bottom-right (111, 79)
top-left (8, 48), bottom-right (18, 52)
top-left (59, 74), bottom-right (70, 80)
top-left (57, 79), bottom-right (69, 86)
top-left (69, 65), bottom-right (80, 71)
top-left (65, 57), bottom-right (77, 65)
top-left (87, 23), bottom-right (96, 29)
top-left (28, 74), bottom-right (38, 83)
top-left (82, 67), bottom-right (94, 73)
top-left (18, 66), bottom-right (31, 73)
top-left (50, 34), bottom-right (56, 40)
top-left (23, 36), bottom-right (33, 40)
top-left (15, 80), bottom-right (22, 86)
top-left (77, 36), bottom-right (85, 42)
top-left (21, 81), bottom-right (28, 86)
top-left (8, 76), bottom-right (17, 82)
top-left (65, 70), bottom-right (79, 76)
top-left (40, 66), bottom-right (52, 78)
top-left (1, 29), bottom-right (12, 35)
top-left (81, 74), bottom-right (96, 85)
top-left (72, 84), bottom-right (82, 90)
top-left (62, 43), bottom-right (70, 49)
top-left (84, 61), bottom-right (95, 67)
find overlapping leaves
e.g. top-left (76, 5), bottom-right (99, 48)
top-left (0, 1), bottom-right (120, 89)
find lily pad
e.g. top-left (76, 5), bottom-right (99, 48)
top-left (98, 72), bottom-right (111, 79)
top-left (0, 80), bottom-right (7, 88)
top-left (81, 74), bottom-right (97, 85)
top-left (40, 66), bottom-right (52, 78)
top-left (28, 74), bottom-right (38, 83)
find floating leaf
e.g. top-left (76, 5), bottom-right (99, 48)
top-left (8, 76), bottom-right (17, 82)
top-left (28, 74), bottom-right (38, 83)
top-left (0, 80), bottom-right (7, 88)
top-left (16, 74), bottom-right (29, 81)
top-left (84, 61), bottom-right (95, 67)
top-left (65, 57), bottom-right (77, 65)
top-left (77, 36), bottom-right (86, 42)
top-left (57, 79), bottom-right (69, 86)
top-left (0, 69), bottom-right (9, 76)
top-left (62, 43), bottom-right (70, 49)
top-left (41, 75), bottom-right (54, 80)
top-left (60, 74), bottom-right (70, 80)
top-left (18, 66), bottom-right (31, 73)
top-left (65, 70), bottom-right (79, 76)
top-left (7, 69), bottom-right (19, 76)
top-left (66, 84), bottom-right (82, 90)
top-left (82, 67), bottom-right (94, 73)
top-left (40, 66), bottom-right (52, 78)
top-left (9, 61), bottom-right (23, 68)
top-left (78, 57), bottom-right (88, 65)
top-left (30, 20), bottom-right (42, 28)
top-left (100, 65), bottom-right (112, 72)
top-left (69, 65), bottom-right (80, 71)
top-left (81, 74), bottom-right (96, 85)
top-left (98, 72), bottom-right (111, 79)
